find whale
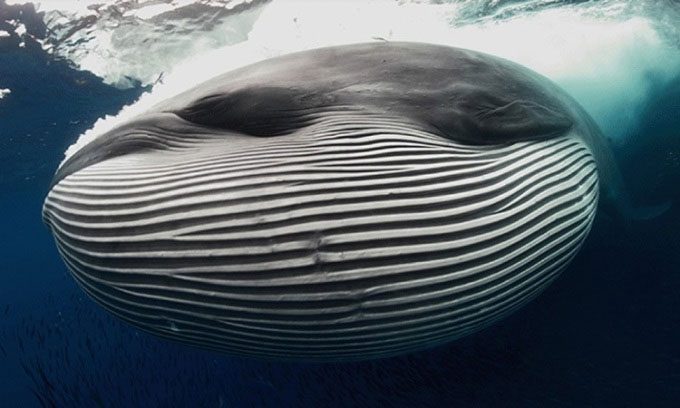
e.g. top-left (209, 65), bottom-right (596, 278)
top-left (43, 41), bottom-right (630, 361)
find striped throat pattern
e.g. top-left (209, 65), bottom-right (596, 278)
top-left (43, 113), bottom-right (599, 361)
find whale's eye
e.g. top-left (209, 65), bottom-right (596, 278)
top-left (457, 93), bottom-right (574, 143)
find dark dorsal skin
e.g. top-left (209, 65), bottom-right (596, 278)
top-left (53, 42), bottom-right (581, 188)
top-left (162, 42), bottom-right (575, 142)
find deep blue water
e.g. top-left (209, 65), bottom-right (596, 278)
top-left (1, 2), bottom-right (679, 407)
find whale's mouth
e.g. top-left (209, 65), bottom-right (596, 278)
top-left (42, 114), bottom-right (598, 360)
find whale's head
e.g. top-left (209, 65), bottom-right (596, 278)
top-left (43, 42), bottom-right (601, 361)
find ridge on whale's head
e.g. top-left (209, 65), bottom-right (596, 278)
top-left (43, 42), bottom-right (616, 361)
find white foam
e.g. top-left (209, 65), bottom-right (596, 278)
top-left (124, 3), bottom-right (177, 20)
top-left (14, 22), bottom-right (26, 36)
top-left (39, 0), bottom-right (679, 164)
top-left (5, 0), bottom-right (100, 13)
top-left (439, 10), bottom-right (680, 145)
top-left (0, 89), bottom-right (11, 99)
top-left (14, 1), bottom-right (265, 88)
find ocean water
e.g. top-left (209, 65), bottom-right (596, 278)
top-left (1, 0), bottom-right (679, 406)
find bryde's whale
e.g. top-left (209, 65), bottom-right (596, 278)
top-left (44, 42), bottom-right (630, 361)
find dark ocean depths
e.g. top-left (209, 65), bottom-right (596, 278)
top-left (0, 0), bottom-right (679, 407)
